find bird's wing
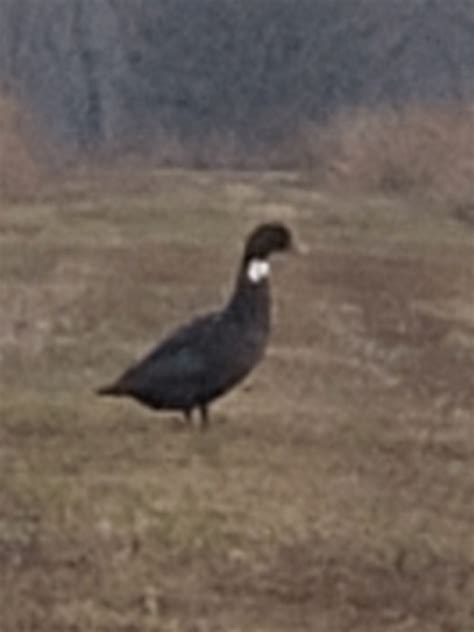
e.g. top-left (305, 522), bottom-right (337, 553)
top-left (119, 313), bottom-right (219, 389)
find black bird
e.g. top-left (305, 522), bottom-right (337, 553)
top-left (97, 223), bottom-right (295, 428)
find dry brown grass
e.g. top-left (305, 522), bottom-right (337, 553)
top-left (0, 93), bottom-right (44, 202)
top-left (7, 93), bottom-right (469, 219)
top-left (296, 103), bottom-right (474, 219)
top-left (0, 170), bottom-right (473, 631)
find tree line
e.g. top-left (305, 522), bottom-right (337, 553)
top-left (0, 0), bottom-right (472, 158)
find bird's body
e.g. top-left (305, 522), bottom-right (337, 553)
top-left (97, 223), bottom-right (293, 428)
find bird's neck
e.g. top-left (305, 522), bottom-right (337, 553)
top-left (226, 257), bottom-right (271, 330)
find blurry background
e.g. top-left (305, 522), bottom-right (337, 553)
top-left (0, 1), bottom-right (473, 163)
top-left (1, 0), bottom-right (473, 214)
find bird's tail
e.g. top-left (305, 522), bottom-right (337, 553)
top-left (96, 381), bottom-right (126, 397)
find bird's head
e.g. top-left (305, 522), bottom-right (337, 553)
top-left (243, 223), bottom-right (294, 261)
top-left (241, 223), bottom-right (304, 285)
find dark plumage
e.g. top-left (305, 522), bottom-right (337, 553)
top-left (97, 223), bottom-right (294, 428)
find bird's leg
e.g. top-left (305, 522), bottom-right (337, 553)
top-left (183, 408), bottom-right (193, 423)
top-left (198, 404), bottom-right (209, 431)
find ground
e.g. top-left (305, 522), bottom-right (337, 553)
top-left (0, 169), bottom-right (473, 631)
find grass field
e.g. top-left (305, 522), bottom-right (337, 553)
top-left (1, 169), bottom-right (473, 631)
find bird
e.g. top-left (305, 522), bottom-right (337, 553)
top-left (97, 222), bottom-right (296, 429)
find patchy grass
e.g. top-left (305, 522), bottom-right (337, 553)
top-left (293, 103), bottom-right (474, 223)
top-left (0, 170), bottom-right (473, 631)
